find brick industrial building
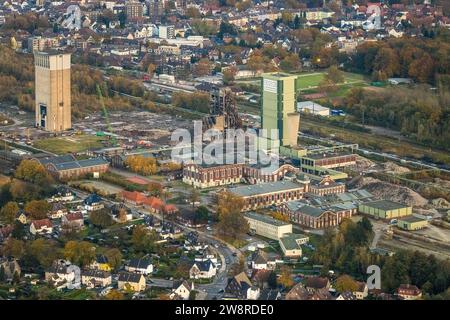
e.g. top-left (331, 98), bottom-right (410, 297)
top-left (183, 162), bottom-right (299, 189)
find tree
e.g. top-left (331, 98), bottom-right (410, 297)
top-left (193, 58), bottom-right (212, 77)
top-left (268, 271), bottom-right (277, 289)
top-left (216, 191), bottom-right (249, 241)
top-left (0, 201), bottom-right (19, 224)
top-left (271, 212), bottom-right (289, 222)
top-left (11, 220), bottom-right (26, 239)
top-left (335, 274), bottom-right (359, 293)
top-left (223, 66), bottom-right (238, 85)
top-left (63, 241), bottom-right (96, 267)
top-left (24, 200), bottom-right (50, 220)
top-left (104, 248), bottom-right (122, 271)
top-left (195, 206), bottom-right (209, 224)
top-left (325, 65), bottom-right (344, 84)
top-left (1, 238), bottom-right (24, 259)
top-left (106, 289), bottom-right (124, 300)
top-left (131, 225), bottom-right (157, 253)
top-left (25, 239), bottom-right (60, 268)
top-left (124, 155), bottom-right (158, 176)
top-left (90, 209), bottom-right (114, 229)
top-left (0, 266), bottom-right (5, 282)
top-left (188, 188), bottom-right (200, 210)
top-left (147, 182), bottom-right (163, 197)
top-left (14, 159), bottom-right (53, 185)
top-left (146, 63), bottom-right (156, 78)
top-left (118, 208), bottom-right (128, 223)
top-left (278, 265), bottom-right (294, 288)
top-left (12, 271), bottom-right (20, 284)
top-left (280, 53), bottom-right (301, 72)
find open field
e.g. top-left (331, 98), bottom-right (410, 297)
top-left (73, 180), bottom-right (124, 196)
top-left (33, 135), bottom-right (106, 154)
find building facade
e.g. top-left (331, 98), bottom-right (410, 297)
top-left (244, 212), bottom-right (293, 240)
top-left (279, 202), bottom-right (355, 229)
top-left (260, 73), bottom-right (300, 150)
top-left (358, 200), bottom-right (412, 220)
top-left (229, 181), bottom-right (308, 211)
top-left (35, 51), bottom-right (71, 132)
top-left (183, 162), bottom-right (299, 189)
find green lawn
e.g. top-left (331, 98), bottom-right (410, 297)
top-left (296, 72), bottom-right (367, 90)
top-left (33, 135), bottom-right (106, 154)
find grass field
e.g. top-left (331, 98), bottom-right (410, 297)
top-left (33, 135), bottom-right (105, 154)
top-left (296, 72), bottom-right (367, 90)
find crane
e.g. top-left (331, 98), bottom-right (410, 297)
top-left (96, 84), bottom-right (117, 147)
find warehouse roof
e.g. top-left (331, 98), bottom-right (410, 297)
top-left (398, 215), bottom-right (427, 223)
top-left (244, 212), bottom-right (291, 227)
top-left (229, 181), bottom-right (303, 197)
top-left (361, 200), bottom-right (410, 211)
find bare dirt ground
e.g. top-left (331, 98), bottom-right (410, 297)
top-left (354, 176), bottom-right (428, 207)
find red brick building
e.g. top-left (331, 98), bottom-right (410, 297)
top-left (183, 163), bottom-right (299, 189)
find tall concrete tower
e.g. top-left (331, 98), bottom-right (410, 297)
top-left (34, 51), bottom-right (71, 132)
top-left (260, 73), bottom-right (300, 151)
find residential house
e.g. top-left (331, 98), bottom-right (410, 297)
top-left (45, 261), bottom-right (78, 289)
top-left (250, 250), bottom-right (276, 270)
top-left (61, 212), bottom-right (84, 231)
top-left (336, 291), bottom-right (357, 300)
top-left (258, 288), bottom-right (281, 300)
top-left (117, 272), bottom-right (146, 292)
top-left (30, 219), bottom-right (53, 235)
top-left (397, 284), bottom-right (422, 300)
top-left (189, 260), bottom-right (217, 279)
top-left (48, 186), bottom-right (75, 203)
top-left (354, 281), bottom-right (369, 300)
top-left (90, 255), bottom-right (112, 272)
top-left (81, 270), bottom-right (112, 288)
top-left (48, 202), bottom-right (68, 219)
top-left (286, 283), bottom-right (333, 300)
top-left (225, 272), bottom-right (260, 300)
top-left (170, 280), bottom-right (195, 300)
top-left (126, 256), bottom-right (153, 275)
top-left (84, 194), bottom-right (104, 212)
top-left (304, 276), bottom-right (331, 294)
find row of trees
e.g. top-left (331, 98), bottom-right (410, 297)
top-left (351, 33), bottom-right (450, 83)
top-left (344, 86), bottom-right (450, 151)
top-left (172, 92), bottom-right (210, 113)
top-left (312, 218), bottom-right (450, 296)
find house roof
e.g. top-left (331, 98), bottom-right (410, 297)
top-left (84, 194), bottom-right (102, 205)
top-left (118, 272), bottom-right (144, 283)
top-left (32, 218), bottom-right (53, 229)
top-left (252, 250), bottom-right (269, 265)
top-left (81, 269), bottom-right (111, 278)
top-left (192, 260), bottom-right (214, 272)
top-left (305, 276), bottom-right (329, 289)
top-left (128, 256), bottom-right (152, 269)
top-left (64, 212), bottom-right (83, 221)
top-left (120, 190), bottom-right (147, 203)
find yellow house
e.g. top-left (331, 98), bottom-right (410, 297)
top-left (91, 255), bottom-right (112, 272)
top-left (118, 272), bottom-right (146, 292)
